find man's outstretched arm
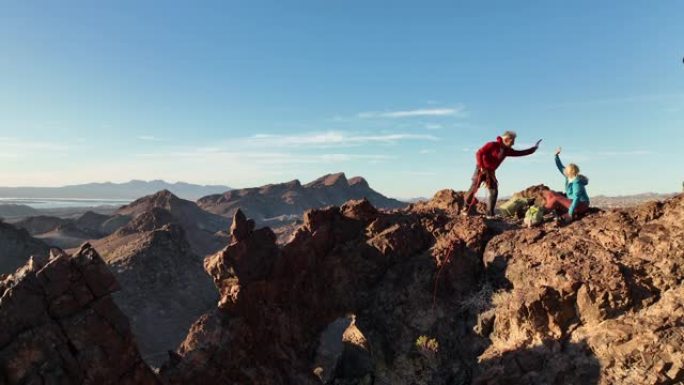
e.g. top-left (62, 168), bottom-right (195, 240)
top-left (506, 139), bottom-right (542, 157)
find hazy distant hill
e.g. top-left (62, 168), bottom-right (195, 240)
top-left (590, 192), bottom-right (677, 208)
top-left (0, 220), bottom-right (50, 274)
top-left (112, 189), bottom-right (230, 256)
top-left (197, 172), bottom-right (408, 225)
top-left (0, 204), bottom-right (40, 219)
top-left (0, 180), bottom-right (231, 200)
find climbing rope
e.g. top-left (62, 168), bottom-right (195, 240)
top-left (432, 240), bottom-right (459, 313)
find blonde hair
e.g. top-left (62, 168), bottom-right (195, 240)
top-left (565, 163), bottom-right (580, 178)
top-left (502, 131), bottom-right (517, 139)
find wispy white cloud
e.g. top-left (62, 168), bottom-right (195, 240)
top-left (419, 149), bottom-right (435, 154)
top-left (424, 123), bottom-right (443, 130)
top-left (248, 131), bottom-right (438, 147)
top-left (136, 149), bottom-right (394, 166)
top-left (358, 105), bottom-right (467, 119)
top-left (137, 135), bottom-right (165, 142)
top-left (0, 137), bottom-right (71, 156)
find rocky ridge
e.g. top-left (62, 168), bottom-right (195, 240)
top-left (161, 190), bottom-right (684, 385)
top-left (115, 190), bottom-right (229, 256)
top-left (1, 187), bottom-right (682, 384)
top-left (197, 172), bottom-right (407, 227)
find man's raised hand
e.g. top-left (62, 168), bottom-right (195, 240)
top-left (555, 147), bottom-right (562, 156)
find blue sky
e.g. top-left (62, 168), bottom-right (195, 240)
top-left (0, 1), bottom-right (682, 198)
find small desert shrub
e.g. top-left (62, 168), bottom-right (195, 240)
top-left (415, 335), bottom-right (439, 359)
top-left (486, 288), bottom-right (534, 354)
top-left (459, 281), bottom-right (495, 314)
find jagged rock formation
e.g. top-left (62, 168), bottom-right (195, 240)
top-left (87, 208), bottom-right (218, 367)
top-left (2, 184), bottom-right (683, 385)
top-left (160, 191), bottom-right (684, 385)
top-left (0, 220), bottom-right (50, 274)
top-left (0, 245), bottom-right (159, 384)
top-left (480, 194), bottom-right (684, 384)
top-left (197, 172), bottom-right (407, 226)
top-left (35, 191), bottom-right (228, 366)
top-left (159, 194), bottom-right (491, 384)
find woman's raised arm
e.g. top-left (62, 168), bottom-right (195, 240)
top-left (554, 147), bottom-right (565, 175)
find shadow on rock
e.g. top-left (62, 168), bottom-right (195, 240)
top-left (473, 340), bottom-right (600, 385)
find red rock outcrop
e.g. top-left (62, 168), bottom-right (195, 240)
top-left (161, 191), bottom-right (684, 385)
top-left (478, 194), bottom-right (684, 384)
top-left (0, 244), bottom-right (159, 385)
top-left (160, 196), bottom-right (490, 384)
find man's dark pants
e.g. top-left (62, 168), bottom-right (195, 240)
top-left (464, 167), bottom-right (498, 216)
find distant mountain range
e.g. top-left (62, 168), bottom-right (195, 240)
top-left (590, 192), bottom-right (678, 208)
top-left (0, 180), bottom-right (231, 200)
top-left (6, 172), bottom-right (406, 252)
top-left (197, 172), bottom-right (408, 225)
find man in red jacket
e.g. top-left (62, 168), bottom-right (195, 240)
top-left (464, 131), bottom-right (541, 217)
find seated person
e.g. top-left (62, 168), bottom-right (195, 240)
top-left (543, 147), bottom-right (590, 221)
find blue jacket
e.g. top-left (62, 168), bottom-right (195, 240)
top-left (555, 155), bottom-right (590, 217)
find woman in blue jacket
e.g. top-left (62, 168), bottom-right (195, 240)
top-left (543, 147), bottom-right (590, 221)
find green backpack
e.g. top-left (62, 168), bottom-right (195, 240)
top-left (524, 205), bottom-right (544, 227)
top-left (499, 194), bottom-right (528, 218)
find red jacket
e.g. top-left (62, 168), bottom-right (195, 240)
top-left (476, 136), bottom-right (537, 171)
